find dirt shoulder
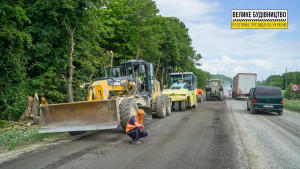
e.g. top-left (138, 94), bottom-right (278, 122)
top-left (0, 124), bottom-right (87, 163)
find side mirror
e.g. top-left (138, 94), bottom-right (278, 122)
top-left (163, 85), bottom-right (167, 90)
top-left (80, 83), bottom-right (91, 88)
top-left (139, 65), bottom-right (145, 73)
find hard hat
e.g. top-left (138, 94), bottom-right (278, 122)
top-left (137, 109), bottom-right (145, 115)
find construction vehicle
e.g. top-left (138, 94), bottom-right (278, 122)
top-left (232, 73), bottom-right (257, 99)
top-left (205, 79), bottom-right (224, 101)
top-left (162, 72), bottom-right (198, 111)
top-left (197, 89), bottom-right (203, 102)
top-left (39, 59), bottom-right (172, 134)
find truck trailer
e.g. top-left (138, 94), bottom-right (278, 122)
top-left (232, 73), bottom-right (257, 99)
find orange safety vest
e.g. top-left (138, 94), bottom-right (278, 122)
top-left (126, 115), bottom-right (143, 133)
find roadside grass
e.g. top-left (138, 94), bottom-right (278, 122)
top-left (0, 120), bottom-right (12, 129)
top-left (0, 125), bottom-right (67, 152)
top-left (284, 99), bottom-right (300, 113)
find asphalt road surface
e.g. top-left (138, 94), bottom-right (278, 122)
top-left (1, 98), bottom-right (300, 169)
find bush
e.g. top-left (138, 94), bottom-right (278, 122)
top-left (1, 96), bottom-right (26, 121)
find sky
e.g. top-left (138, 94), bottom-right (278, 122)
top-left (155, 0), bottom-right (300, 81)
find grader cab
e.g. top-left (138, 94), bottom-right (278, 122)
top-left (39, 59), bottom-right (171, 134)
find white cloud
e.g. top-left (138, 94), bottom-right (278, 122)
top-left (155, 0), bottom-right (300, 81)
top-left (156, 0), bottom-right (220, 22)
top-left (233, 66), bottom-right (246, 73)
top-left (201, 55), bottom-right (300, 81)
top-left (285, 23), bottom-right (297, 33)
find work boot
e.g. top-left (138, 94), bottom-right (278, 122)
top-left (131, 140), bottom-right (142, 144)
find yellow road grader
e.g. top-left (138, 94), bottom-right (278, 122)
top-left (39, 59), bottom-right (171, 135)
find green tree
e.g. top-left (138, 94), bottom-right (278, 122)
top-left (0, 0), bottom-right (32, 120)
top-left (25, 0), bottom-right (108, 103)
top-left (154, 17), bottom-right (197, 86)
top-left (128, 0), bottom-right (160, 59)
top-left (99, 0), bottom-right (162, 65)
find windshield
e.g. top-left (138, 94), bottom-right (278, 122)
top-left (170, 86), bottom-right (182, 89)
top-left (255, 87), bottom-right (282, 98)
top-left (107, 67), bottom-right (124, 78)
top-left (170, 75), bottom-right (192, 90)
top-left (170, 75), bottom-right (191, 85)
top-left (170, 83), bottom-right (187, 90)
top-left (209, 80), bottom-right (221, 86)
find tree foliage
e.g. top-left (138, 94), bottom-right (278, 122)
top-left (258, 71), bottom-right (300, 91)
top-left (0, 0), bottom-right (32, 120)
top-left (284, 83), bottom-right (300, 100)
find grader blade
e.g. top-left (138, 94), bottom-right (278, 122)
top-left (39, 100), bottom-right (119, 133)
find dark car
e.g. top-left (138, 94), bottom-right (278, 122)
top-left (247, 86), bottom-right (283, 115)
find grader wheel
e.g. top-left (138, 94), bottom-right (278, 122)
top-left (119, 98), bottom-right (138, 132)
top-left (164, 96), bottom-right (172, 116)
top-left (180, 101), bottom-right (186, 111)
top-left (174, 101), bottom-right (180, 111)
top-left (155, 96), bottom-right (167, 118)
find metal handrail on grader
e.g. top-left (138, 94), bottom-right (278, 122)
top-left (39, 59), bottom-right (172, 135)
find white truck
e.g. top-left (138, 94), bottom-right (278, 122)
top-left (232, 73), bottom-right (257, 99)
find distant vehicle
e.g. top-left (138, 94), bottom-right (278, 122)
top-left (228, 89), bottom-right (232, 98)
top-left (205, 79), bottom-right (224, 101)
top-left (232, 73), bottom-right (257, 99)
top-left (197, 89), bottom-right (203, 102)
top-left (246, 86), bottom-right (283, 116)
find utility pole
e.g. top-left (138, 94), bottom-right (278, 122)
top-left (271, 74), bottom-right (272, 86)
top-left (286, 68), bottom-right (288, 89)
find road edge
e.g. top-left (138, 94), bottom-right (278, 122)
top-left (0, 132), bottom-right (93, 164)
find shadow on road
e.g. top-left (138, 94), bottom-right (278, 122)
top-left (251, 110), bottom-right (280, 116)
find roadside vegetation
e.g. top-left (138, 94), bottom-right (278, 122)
top-left (0, 123), bottom-right (67, 152)
top-left (0, 0), bottom-right (211, 122)
top-left (257, 71), bottom-right (300, 90)
top-left (283, 84), bottom-right (300, 113)
top-left (283, 99), bottom-right (300, 113)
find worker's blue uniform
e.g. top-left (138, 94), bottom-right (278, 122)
top-left (126, 115), bottom-right (148, 142)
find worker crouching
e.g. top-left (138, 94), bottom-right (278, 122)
top-left (126, 109), bottom-right (148, 144)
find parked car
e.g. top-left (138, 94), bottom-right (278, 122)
top-left (246, 86), bottom-right (283, 115)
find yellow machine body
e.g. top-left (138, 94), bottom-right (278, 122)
top-left (39, 78), bottom-right (128, 133)
top-left (39, 59), bottom-right (170, 133)
top-left (162, 88), bottom-right (197, 106)
top-left (162, 72), bottom-right (198, 111)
